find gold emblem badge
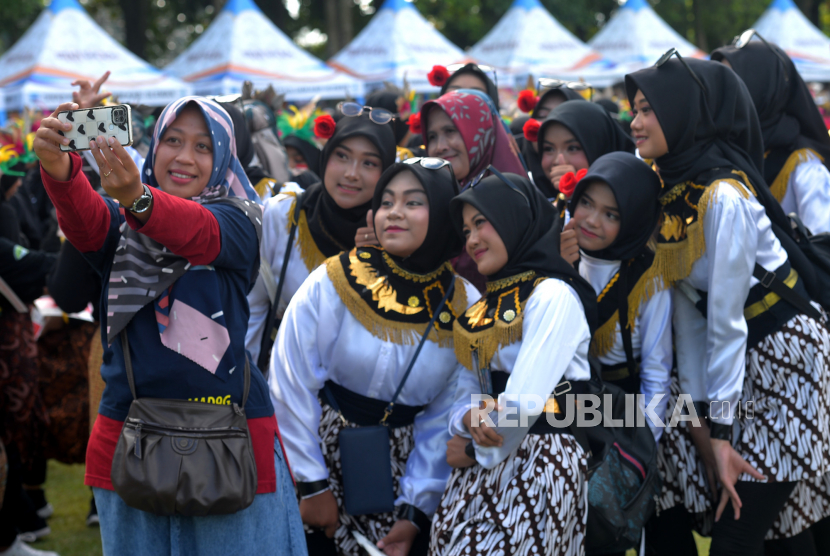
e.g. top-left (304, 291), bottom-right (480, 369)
top-left (359, 251), bottom-right (371, 259)
top-left (408, 296), bottom-right (420, 307)
top-left (503, 309), bottom-right (516, 322)
top-left (439, 311), bottom-right (451, 323)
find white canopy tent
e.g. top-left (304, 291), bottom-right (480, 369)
top-left (165, 0), bottom-right (363, 100)
top-left (752, 0), bottom-right (830, 82)
top-left (467, 0), bottom-right (620, 87)
top-left (0, 0), bottom-right (190, 112)
top-left (588, 0), bottom-right (705, 75)
top-left (328, 0), bottom-right (465, 93)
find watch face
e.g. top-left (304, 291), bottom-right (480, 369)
top-left (133, 195), bottom-right (152, 213)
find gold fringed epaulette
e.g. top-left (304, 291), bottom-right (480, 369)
top-left (285, 194), bottom-right (327, 272)
top-left (654, 172), bottom-right (754, 285)
top-left (590, 263), bottom-right (666, 358)
top-left (325, 247), bottom-right (464, 347)
top-left (769, 148), bottom-right (822, 203)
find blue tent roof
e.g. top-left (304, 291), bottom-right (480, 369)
top-left (379, 0), bottom-right (415, 12)
top-left (223, 0), bottom-right (261, 15)
top-left (623, 0), bottom-right (650, 12)
top-left (49, 0), bottom-right (83, 13)
top-left (511, 0), bottom-right (545, 10)
top-left (770, 0), bottom-right (797, 10)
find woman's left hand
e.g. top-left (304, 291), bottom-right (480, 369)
top-left (377, 519), bottom-right (418, 556)
top-left (355, 209), bottom-right (379, 247)
top-left (712, 437), bottom-right (766, 521)
top-left (446, 435), bottom-right (476, 468)
top-left (89, 136), bottom-right (149, 221)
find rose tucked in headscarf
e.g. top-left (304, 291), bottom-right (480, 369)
top-left (108, 97), bottom-right (262, 376)
top-left (421, 90), bottom-right (525, 187)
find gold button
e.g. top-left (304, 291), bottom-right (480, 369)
top-left (359, 251), bottom-right (371, 259)
top-left (408, 296), bottom-right (420, 307)
top-left (503, 309), bottom-right (516, 322)
top-left (439, 311), bottom-right (451, 323)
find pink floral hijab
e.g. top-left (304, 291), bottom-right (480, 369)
top-left (421, 90), bottom-right (525, 187)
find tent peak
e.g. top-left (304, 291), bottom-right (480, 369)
top-left (380, 0), bottom-right (415, 12)
top-left (223, 0), bottom-right (261, 15)
top-left (769, 0), bottom-right (797, 10)
top-left (510, 0), bottom-right (545, 10)
top-left (49, 0), bottom-right (84, 13)
top-left (623, 0), bottom-right (650, 11)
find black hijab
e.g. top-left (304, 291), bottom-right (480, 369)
top-left (569, 152), bottom-right (661, 261)
top-left (302, 113), bottom-right (396, 257)
top-left (365, 90), bottom-right (410, 144)
top-left (539, 101), bottom-right (635, 166)
top-left (371, 162), bottom-right (462, 274)
top-left (283, 134), bottom-right (322, 178)
top-left (441, 63), bottom-right (501, 112)
top-left (450, 172), bottom-right (597, 331)
top-left (530, 87), bottom-right (585, 119)
top-left (710, 42), bottom-right (830, 183)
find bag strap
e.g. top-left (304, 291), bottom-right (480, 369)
top-left (752, 263), bottom-right (821, 321)
top-left (120, 329), bottom-right (251, 407)
top-left (0, 276), bottom-right (27, 313)
top-left (381, 277), bottom-right (456, 425)
top-left (617, 264), bottom-right (638, 377)
top-left (257, 193), bottom-right (303, 371)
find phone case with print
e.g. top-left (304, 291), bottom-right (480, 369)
top-left (57, 105), bottom-right (133, 152)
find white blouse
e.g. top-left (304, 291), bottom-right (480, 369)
top-left (578, 254), bottom-right (673, 441)
top-left (448, 278), bottom-right (592, 469)
top-left (675, 180), bottom-right (787, 426)
top-left (245, 193), bottom-right (314, 363)
top-left (269, 264), bottom-right (480, 516)
top-left (780, 152), bottom-right (830, 234)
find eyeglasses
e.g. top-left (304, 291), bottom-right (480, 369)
top-left (536, 78), bottom-right (594, 101)
top-left (733, 29), bottom-right (790, 82)
top-left (469, 165), bottom-right (530, 208)
top-left (655, 48), bottom-right (707, 95)
top-left (403, 156), bottom-right (456, 179)
top-left (337, 102), bottom-right (395, 125)
top-left (445, 63), bottom-right (499, 90)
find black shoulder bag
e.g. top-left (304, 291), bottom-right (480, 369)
top-left (111, 330), bottom-right (258, 516)
top-left (324, 277), bottom-right (455, 517)
top-left (257, 193), bottom-right (303, 372)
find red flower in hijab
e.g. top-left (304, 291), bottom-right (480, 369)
top-left (517, 90), bottom-right (538, 113)
top-left (427, 65), bottom-right (450, 87)
top-left (522, 118), bottom-right (541, 143)
top-left (313, 114), bottom-right (336, 139)
top-left (408, 112), bottom-right (422, 135)
top-left (558, 168), bottom-right (587, 198)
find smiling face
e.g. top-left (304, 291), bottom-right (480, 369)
top-left (445, 73), bottom-right (489, 94)
top-left (426, 108), bottom-right (471, 182)
top-left (630, 89), bottom-right (669, 159)
top-left (461, 203), bottom-right (509, 276)
top-left (374, 170), bottom-right (429, 258)
top-left (571, 181), bottom-right (621, 251)
top-left (540, 122), bottom-right (589, 177)
top-left (323, 135), bottom-right (383, 209)
top-left (153, 104), bottom-right (214, 199)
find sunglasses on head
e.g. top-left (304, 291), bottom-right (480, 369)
top-left (732, 29), bottom-right (790, 82)
top-left (445, 63), bottom-right (499, 90)
top-left (403, 156), bottom-right (456, 179)
top-left (536, 78), bottom-right (594, 101)
top-left (655, 48), bottom-right (707, 96)
top-left (337, 102), bottom-right (395, 125)
top-left (469, 165), bottom-right (530, 208)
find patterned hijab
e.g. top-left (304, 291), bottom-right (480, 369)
top-left (107, 97), bottom-right (262, 374)
top-left (421, 90), bottom-right (525, 188)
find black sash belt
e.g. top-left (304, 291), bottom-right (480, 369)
top-left (320, 380), bottom-right (425, 428)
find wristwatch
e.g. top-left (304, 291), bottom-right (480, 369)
top-left (122, 184), bottom-right (153, 213)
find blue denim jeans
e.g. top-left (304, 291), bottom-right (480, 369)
top-left (94, 439), bottom-right (306, 556)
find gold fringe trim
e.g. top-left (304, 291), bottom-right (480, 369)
top-left (382, 251), bottom-right (453, 283)
top-left (254, 177), bottom-right (277, 199)
top-left (325, 253), bottom-right (460, 347)
top-left (285, 195), bottom-right (328, 272)
top-left (590, 263), bottom-right (667, 358)
top-left (486, 270), bottom-right (536, 293)
top-left (768, 149), bottom-right (821, 203)
top-left (453, 309), bottom-right (525, 371)
top-left (654, 178), bottom-right (752, 285)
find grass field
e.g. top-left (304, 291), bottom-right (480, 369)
top-left (33, 461), bottom-right (711, 556)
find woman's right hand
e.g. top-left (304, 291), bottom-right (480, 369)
top-left (299, 488), bottom-right (339, 537)
top-left (548, 164), bottom-right (576, 190)
top-left (560, 219), bottom-right (580, 265)
top-left (33, 102), bottom-right (78, 181)
top-left (462, 403), bottom-right (503, 448)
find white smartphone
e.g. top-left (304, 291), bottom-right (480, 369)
top-left (58, 104), bottom-right (133, 152)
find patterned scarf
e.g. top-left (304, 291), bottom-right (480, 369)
top-left (106, 97), bottom-right (262, 375)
